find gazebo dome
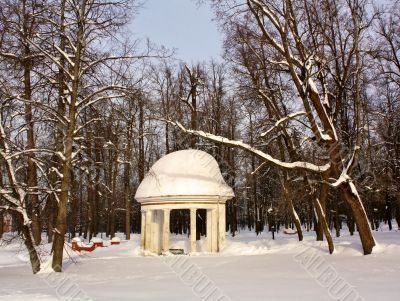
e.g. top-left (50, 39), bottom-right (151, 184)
top-left (135, 149), bottom-right (234, 201)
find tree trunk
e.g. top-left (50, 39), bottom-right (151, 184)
top-left (52, 0), bottom-right (84, 272)
top-left (165, 123), bottom-right (170, 154)
top-left (69, 172), bottom-right (77, 239)
top-left (48, 0), bottom-right (66, 245)
top-left (313, 197), bottom-right (334, 254)
top-left (334, 197), bottom-right (341, 237)
top-left (189, 67), bottom-right (198, 148)
top-left (385, 194), bottom-right (392, 231)
top-left (0, 211), bottom-right (3, 239)
top-left (110, 149), bottom-right (118, 238)
top-left (124, 121), bottom-right (133, 240)
top-left (47, 196), bottom-right (57, 243)
top-left (93, 163), bottom-right (100, 237)
top-left (289, 199), bottom-right (303, 241)
top-left (339, 182), bottom-right (376, 254)
top-left (316, 180), bottom-right (329, 241)
top-left (88, 183), bottom-right (95, 241)
top-left (21, 2), bottom-right (41, 245)
top-left (52, 131), bottom-right (75, 272)
top-left (15, 211), bottom-right (41, 273)
top-left (138, 99), bottom-right (145, 182)
top-left (21, 223), bottom-right (41, 274)
top-left (79, 170), bottom-right (83, 237)
top-left (282, 176), bottom-right (303, 241)
top-left (395, 195), bottom-right (400, 229)
top-left (247, 197), bottom-right (252, 231)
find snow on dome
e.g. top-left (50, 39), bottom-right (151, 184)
top-left (135, 149), bottom-right (234, 200)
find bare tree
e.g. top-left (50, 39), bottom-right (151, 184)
top-left (0, 112), bottom-right (43, 273)
top-left (171, 0), bottom-right (376, 254)
top-left (23, 0), bottom-right (141, 271)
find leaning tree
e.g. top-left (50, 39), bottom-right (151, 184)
top-left (170, 0), bottom-right (376, 254)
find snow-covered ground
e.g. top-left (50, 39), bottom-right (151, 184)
top-left (0, 225), bottom-right (399, 301)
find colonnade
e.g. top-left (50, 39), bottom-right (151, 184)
top-left (140, 204), bottom-right (226, 254)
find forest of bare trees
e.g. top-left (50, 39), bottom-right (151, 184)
top-left (0, 0), bottom-right (399, 273)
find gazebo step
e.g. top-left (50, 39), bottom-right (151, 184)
top-left (169, 248), bottom-right (185, 255)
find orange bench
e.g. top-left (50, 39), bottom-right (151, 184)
top-left (111, 237), bottom-right (121, 245)
top-left (71, 237), bottom-right (103, 252)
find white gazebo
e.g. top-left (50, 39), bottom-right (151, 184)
top-left (135, 149), bottom-right (235, 255)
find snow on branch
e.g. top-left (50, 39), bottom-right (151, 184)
top-left (6, 149), bottom-right (64, 161)
top-left (0, 190), bottom-right (19, 208)
top-left (74, 118), bottom-right (102, 135)
top-left (53, 44), bottom-right (75, 67)
top-left (26, 37), bottom-right (73, 80)
top-left (77, 94), bottom-right (126, 115)
top-left (12, 95), bottom-right (69, 127)
top-left (0, 162), bottom-right (30, 225)
top-left (306, 78), bottom-right (337, 139)
top-left (249, 0), bottom-right (281, 30)
top-left (346, 146), bottom-right (361, 176)
top-left (78, 85), bottom-right (128, 105)
top-left (247, 0), bottom-right (302, 67)
top-left (0, 195), bottom-right (30, 226)
top-left (81, 54), bottom-right (165, 74)
top-left (165, 120), bottom-right (330, 173)
top-left (329, 146), bottom-right (360, 188)
top-left (261, 111), bottom-right (306, 137)
top-left (251, 161), bottom-right (267, 175)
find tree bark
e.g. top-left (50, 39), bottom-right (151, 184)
top-left (289, 199), bottom-right (303, 241)
top-left (21, 223), bottom-right (41, 274)
top-left (334, 196), bottom-right (341, 237)
top-left (52, 103), bottom-right (77, 271)
top-left (313, 197), bottom-right (334, 254)
top-left (124, 121), bottom-right (133, 240)
top-left (21, 0), bottom-right (41, 245)
top-left (316, 180), bottom-right (329, 241)
top-left (48, 0), bottom-right (66, 245)
top-left (395, 195), bottom-right (400, 229)
top-left (110, 145), bottom-right (118, 238)
top-left (52, 0), bottom-right (85, 272)
top-left (69, 172), bottom-right (77, 239)
top-left (339, 182), bottom-right (376, 254)
top-left (282, 176), bottom-right (303, 241)
top-left (0, 211), bottom-right (3, 239)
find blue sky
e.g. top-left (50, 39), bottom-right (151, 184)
top-left (130, 0), bottom-right (222, 63)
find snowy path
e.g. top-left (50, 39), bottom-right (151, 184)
top-left (0, 229), bottom-right (399, 300)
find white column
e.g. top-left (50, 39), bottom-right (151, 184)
top-left (162, 209), bottom-right (170, 253)
top-left (212, 208), bottom-right (219, 252)
top-left (218, 203), bottom-right (226, 251)
top-left (145, 210), bottom-right (152, 252)
top-left (190, 208), bottom-right (197, 253)
top-left (140, 210), bottom-right (146, 250)
top-left (151, 210), bottom-right (160, 253)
